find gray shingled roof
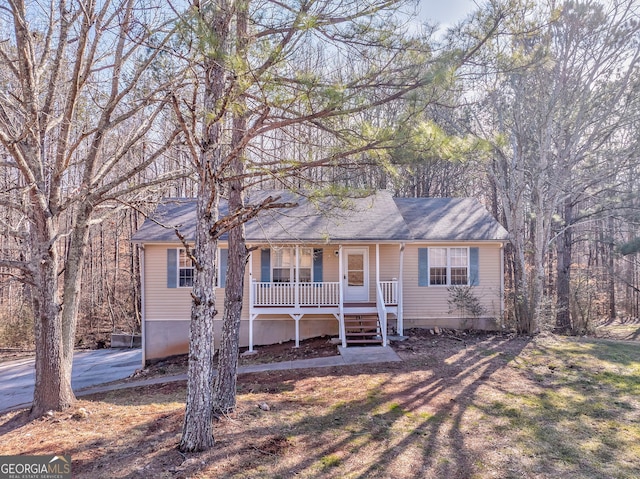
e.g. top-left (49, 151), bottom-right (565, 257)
top-left (131, 190), bottom-right (508, 243)
top-left (393, 197), bottom-right (509, 241)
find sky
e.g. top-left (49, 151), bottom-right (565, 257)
top-left (418, 0), bottom-right (478, 29)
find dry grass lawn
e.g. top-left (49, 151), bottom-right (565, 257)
top-left (1, 329), bottom-right (639, 479)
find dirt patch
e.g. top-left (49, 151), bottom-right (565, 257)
top-left (125, 335), bottom-right (339, 382)
top-left (240, 335), bottom-right (339, 363)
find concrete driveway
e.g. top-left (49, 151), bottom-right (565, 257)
top-left (0, 348), bottom-right (142, 414)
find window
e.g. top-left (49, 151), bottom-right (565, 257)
top-left (272, 247), bottom-right (313, 283)
top-left (429, 248), bottom-right (448, 285)
top-left (428, 247), bottom-right (469, 286)
top-left (450, 248), bottom-right (469, 285)
top-left (178, 249), bottom-right (195, 287)
top-left (298, 248), bottom-right (312, 282)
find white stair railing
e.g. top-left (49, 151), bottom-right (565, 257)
top-left (378, 280), bottom-right (398, 305)
top-left (376, 282), bottom-right (388, 347)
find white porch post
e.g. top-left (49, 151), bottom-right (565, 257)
top-left (291, 314), bottom-right (302, 348)
top-left (293, 247), bottom-right (301, 347)
top-left (249, 314), bottom-right (256, 352)
top-left (376, 243), bottom-right (382, 340)
top-left (398, 242), bottom-right (405, 336)
top-left (294, 245), bottom-right (300, 309)
top-left (375, 243), bottom-right (380, 286)
top-left (248, 249), bottom-right (254, 308)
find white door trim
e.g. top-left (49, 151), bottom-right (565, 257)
top-left (343, 247), bottom-right (369, 302)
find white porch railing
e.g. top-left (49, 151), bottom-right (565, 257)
top-left (251, 281), bottom-right (398, 308)
top-left (251, 281), bottom-right (341, 307)
top-left (251, 279), bottom-right (395, 349)
top-left (379, 280), bottom-right (398, 305)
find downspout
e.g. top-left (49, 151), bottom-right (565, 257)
top-left (376, 243), bottom-right (382, 340)
top-left (398, 242), bottom-right (404, 336)
top-left (248, 250), bottom-right (254, 352)
top-left (500, 243), bottom-right (505, 330)
top-left (338, 245), bottom-right (346, 347)
top-left (139, 244), bottom-right (146, 367)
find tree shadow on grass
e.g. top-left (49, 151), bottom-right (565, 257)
top-left (536, 336), bottom-right (640, 367)
top-left (475, 337), bottom-right (640, 478)
top-left (161, 335), bottom-right (530, 479)
top-left (3, 335), bottom-right (540, 478)
top-left (0, 409), bottom-right (32, 437)
top-left (7, 334), bottom-right (639, 478)
top-left (596, 317), bottom-right (640, 341)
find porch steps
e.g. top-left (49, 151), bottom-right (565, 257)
top-left (344, 314), bottom-right (383, 346)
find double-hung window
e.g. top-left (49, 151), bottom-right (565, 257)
top-left (426, 247), bottom-right (470, 286)
top-left (449, 248), bottom-right (469, 285)
top-left (178, 249), bottom-right (195, 287)
top-left (272, 247), bottom-right (313, 283)
top-left (168, 247), bottom-right (227, 288)
top-left (429, 248), bottom-right (448, 285)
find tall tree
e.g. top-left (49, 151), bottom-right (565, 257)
top-left (174, 0), bottom-right (506, 451)
top-left (0, 0), bottom-right (185, 416)
top-left (212, 0), bottom-right (249, 415)
top-left (463, 0), bottom-right (640, 333)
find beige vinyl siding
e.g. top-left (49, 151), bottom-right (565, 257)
top-left (142, 241), bottom-right (503, 362)
top-left (144, 244), bottom-right (193, 321)
top-left (144, 244), bottom-right (239, 321)
top-left (145, 242), bottom-right (501, 324)
top-left (402, 243), bottom-right (503, 321)
top-left (323, 246), bottom-right (340, 282)
top-left (366, 244), bottom-right (401, 301)
top-left (378, 244), bottom-right (401, 280)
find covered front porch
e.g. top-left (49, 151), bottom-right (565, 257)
top-left (246, 243), bottom-right (405, 351)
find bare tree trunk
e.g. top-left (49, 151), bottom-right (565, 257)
top-left (131, 211), bottom-right (142, 331)
top-left (180, 193), bottom-right (219, 451)
top-left (180, 0), bottom-right (232, 451)
top-left (490, 148), bottom-right (535, 334)
top-left (213, 0), bottom-right (249, 415)
top-left (607, 216), bottom-right (616, 321)
top-left (213, 221), bottom-right (247, 413)
top-left (60, 207), bottom-right (92, 383)
top-left (555, 198), bottom-right (573, 332)
top-left (30, 204), bottom-right (75, 416)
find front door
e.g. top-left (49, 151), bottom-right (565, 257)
top-left (343, 247), bottom-right (369, 302)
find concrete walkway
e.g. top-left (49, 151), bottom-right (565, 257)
top-left (76, 346), bottom-right (402, 397)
